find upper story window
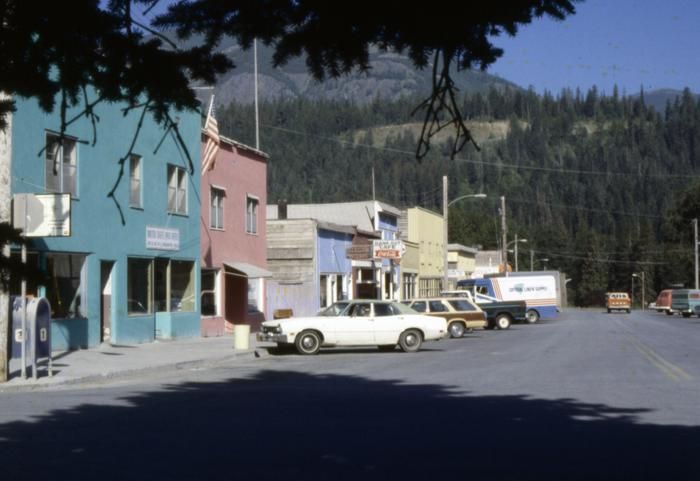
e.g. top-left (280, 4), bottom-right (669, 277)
top-left (210, 187), bottom-right (225, 229)
top-left (167, 165), bottom-right (187, 215)
top-left (45, 133), bottom-right (77, 196)
top-left (129, 155), bottom-right (142, 208)
top-left (246, 195), bottom-right (258, 234)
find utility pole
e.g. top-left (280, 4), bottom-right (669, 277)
top-left (443, 176), bottom-right (449, 291)
top-left (254, 39), bottom-right (260, 150)
top-left (0, 93), bottom-right (12, 382)
top-left (500, 196), bottom-right (507, 274)
top-left (530, 249), bottom-right (534, 272)
top-left (695, 218), bottom-right (698, 289)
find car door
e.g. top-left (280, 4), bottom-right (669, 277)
top-left (332, 302), bottom-right (376, 345)
top-left (372, 302), bottom-right (406, 344)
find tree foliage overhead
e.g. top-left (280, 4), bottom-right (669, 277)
top-left (0, 0), bottom-right (579, 158)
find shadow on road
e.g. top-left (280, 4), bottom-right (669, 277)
top-left (1, 370), bottom-right (697, 480)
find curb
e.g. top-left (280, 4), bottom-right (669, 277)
top-left (0, 347), bottom-right (271, 393)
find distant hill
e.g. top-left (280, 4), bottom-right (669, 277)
top-left (634, 88), bottom-right (699, 112)
top-left (194, 40), bottom-right (520, 107)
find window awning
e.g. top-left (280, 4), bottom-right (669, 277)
top-left (223, 261), bottom-right (272, 278)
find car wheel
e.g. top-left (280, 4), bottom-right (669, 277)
top-left (295, 330), bottom-right (321, 355)
top-left (448, 322), bottom-right (466, 338)
top-left (626, 309), bottom-right (631, 314)
top-left (682, 312), bottom-right (692, 318)
top-left (666, 310), bottom-right (674, 316)
top-left (525, 309), bottom-right (540, 324)
top-left (377, 345), bottom-right (396, 352)
top-left (398, 329), bottom-right (423, 353)
top-left (495, 314), bottom-right (511, 330)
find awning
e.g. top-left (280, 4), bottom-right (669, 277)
top-left (223, 261), bottom-right (272, 278)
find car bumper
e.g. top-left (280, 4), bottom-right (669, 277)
top-left (256, 333), bottom-right (290, 343)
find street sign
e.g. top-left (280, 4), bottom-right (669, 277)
top-left (12, 193), bottom-right (71, 237)
top-left (372, 239), bottom-right (406, 259)
top-left (346, 245), bottom-right (372, 260)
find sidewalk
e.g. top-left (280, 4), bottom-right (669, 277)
top-left (1, 333), bottom-right (266, 393)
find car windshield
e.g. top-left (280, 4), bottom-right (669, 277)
top-left (448, 299), bottom-right (478, 311)
top-left (318, 302), bottom-right (350, 316)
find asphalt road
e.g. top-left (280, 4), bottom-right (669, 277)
top-left (2, 309), bottom-right (700, 480)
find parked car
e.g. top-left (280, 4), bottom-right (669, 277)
top-left (670, 289), bottom-right (700, 318)
top-left (404, 297), bottom-right (487, 338)
top-left (652, 289), bottom-right (674, 315)
top-left (605, 292), bottom-right (631, 313)
top-left (258, 300), bottom-right (447, 354)
top-left (440, 290), bottom-right (525, 329)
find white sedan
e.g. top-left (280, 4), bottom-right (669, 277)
top-left (257, 300), bottom-right (448, 355)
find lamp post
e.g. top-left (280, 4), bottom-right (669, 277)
top-left (632, 272), bottom-right (646, 310)
top-left (539, 258), bottom-right (549, 271)
top-left (506, 235), bottom-right (528, 272)
top-left (442, 175), bottom-right (487, 291)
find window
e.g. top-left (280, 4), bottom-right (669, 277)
top-left (210, 187), bottom-right (225, 229)
top-left (128, 258), bottom-right (153, 315)
top-left (45, 254), bottom-right (86, 319)
top-left (167, 165), bottom-right (187, 215)
top-left (171, 260), bottom-right (195, 312)
top-left (429, 300), bottom-right (449, 312)
top-left (349, 303), bottom-right (371, 317)
top-left (45, 133), bottom-right (77, 196)
top-left (373, 303), bottom-right (393, 317)
top-left (411, 301), bottom-right (427, 313)
top-left (201, 269), bottom-right (219, 316)
top-left (448, 299), bottom-right (477, 311)
top-left (129, 155), bottom-right (142, 207)
top-left (246, 195), bottom-right (258, 234)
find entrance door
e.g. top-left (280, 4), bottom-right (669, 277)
top-left (100, 261), bottom-right (115, 343)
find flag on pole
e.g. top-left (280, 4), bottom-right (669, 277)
top-left (202, 97), bottom-right (220, 173)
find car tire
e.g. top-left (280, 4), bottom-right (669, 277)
top-left (682, 312), bottom-right (692, 318)
top-left (295, 330), bottom-right (322, 355)
top-left (666, 310), bottom-right (674, 316)
top-left (525, 309), bottom-right (540, 324)
top-left (378, 345), bottom-right (396, 352)
top-left (495, 314), bottom-right (511, 330)
top-left (626, 309), bottom-right (631, 314)
top-left (448, 322), bottom-right (466, 338)
top-left (398, 329), bottom-right (423, 353)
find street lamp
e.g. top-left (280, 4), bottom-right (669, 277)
top-left (632, 272), bottom-right (646, 310)
top-left (505, 235), bottom-right (528, 272)
top-left (442, 175), bottom-right (487, 291)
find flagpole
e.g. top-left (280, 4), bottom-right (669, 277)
top-left (254, 38), bottom-right (260, 150)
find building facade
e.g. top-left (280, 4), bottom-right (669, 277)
top-left (400, 207), bottom-right (445, 297)
top-left (200, 134), bottom-right (269, 336)
top-left (447, 243), bottom-right (478, 288)
top-left (9, 96), bottom-right (201, 350)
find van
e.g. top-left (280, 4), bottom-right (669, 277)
top-left (652, 289), bottom-right (673, 315)
top-left (670, 289), bottom-right (700, 318)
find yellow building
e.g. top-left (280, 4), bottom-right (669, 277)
top-left (447, 243), bottom-right (478, 289)
top-left (399, 207), bottom-right (445, 298)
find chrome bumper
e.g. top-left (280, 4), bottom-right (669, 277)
top-left (256, 332), bottom-right (289, 343)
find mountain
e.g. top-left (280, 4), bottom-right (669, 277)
top-left (635, 88), bottom-right (699, 112)
top-left (197, 40), bottom-right (520, 107)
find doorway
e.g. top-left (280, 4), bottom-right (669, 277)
top-left (100, 261), bottom-right (115, 343)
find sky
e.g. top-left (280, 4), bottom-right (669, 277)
top-left (487, 0), bottom-right (700, 95)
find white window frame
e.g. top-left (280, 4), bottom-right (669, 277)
top-left (45, 132), bottom-right (78, 196)
top-left (167, 165), bottom-right (188, 215)
top-left (210, 187), bottom-right (225, 230)
top-left (129, 154), bottom-right (142, 208)
top-left (246, 194), bottom-right (259, 235)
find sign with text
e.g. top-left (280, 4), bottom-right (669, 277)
top-left (146, 226), bottom-right (180, 251)
top-left (12, 193), bottom-right (71, 237)
top-left (372, 239), bottom-right (406, 260)
top-left (346, 245), bottom-right (372, 260)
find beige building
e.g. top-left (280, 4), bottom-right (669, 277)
top-left (447, 243), bottom-right (478, 288)
top-left (399, 207), bottom-right (445, 298)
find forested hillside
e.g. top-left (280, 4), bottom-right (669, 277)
top-left (217, 87), bottom-right (700, 306)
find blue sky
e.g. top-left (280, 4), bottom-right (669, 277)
top-left (487, 0), bottom-right (699, 95)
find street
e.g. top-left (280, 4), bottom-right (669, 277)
top-left (2, 309), bottom-right (700, 480)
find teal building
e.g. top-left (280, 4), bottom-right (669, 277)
top-left (8, 97), bottom-right (201, 350)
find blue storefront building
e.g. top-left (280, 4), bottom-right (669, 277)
top-left (8, 96), bottom-right (201, 350)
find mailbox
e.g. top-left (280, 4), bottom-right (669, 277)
top-left (11, 296), bottom-right (52, 361)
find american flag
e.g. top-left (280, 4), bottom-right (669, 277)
top-left (201, 110), bottom-right (220, 173)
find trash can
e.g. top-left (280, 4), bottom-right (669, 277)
top-left (233, 324), bottom-right (250, 350)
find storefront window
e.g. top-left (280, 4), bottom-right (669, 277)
top-left (248, 279), bottom-right (260, 313)
top-left (46, 253), bottom-right (86, 319)
top-left (128, 258), bottom-right (152, 315)
top-left (171, 260), bottom-right (195, 312)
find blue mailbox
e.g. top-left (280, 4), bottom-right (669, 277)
top-left (11, 296), bottom-right (52, 376)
